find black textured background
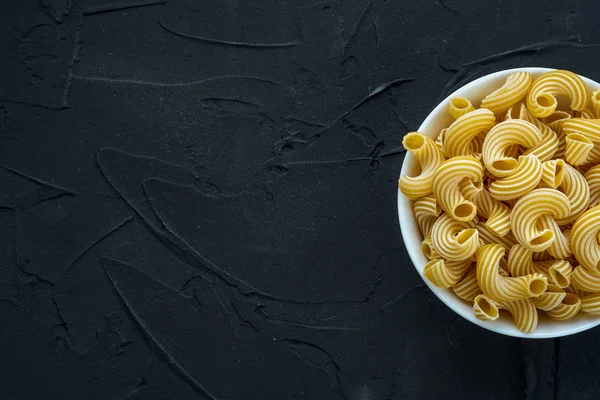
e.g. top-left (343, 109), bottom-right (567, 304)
top-left (1, 1), bottom-right (600, 399)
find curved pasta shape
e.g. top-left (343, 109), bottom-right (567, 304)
top-left (526, 70), bottom-right (590, 118)
top-left (541, 159), bottom-right (565, 189)
top-left (431, 214), bottom-right (479, 261)
top-left (565, 283), bottom-right (589, 298)
top-left (435, 128), bottom-right (447, 152)
top-left (507, 104), bottom-right (559, 162)
top-left (443, 109), bottom-right (496, 158)
top-left (473, 295), bottom-right (538, 333)
top-left (506, 244), bottom-right (572, 288)
top-left (475, 223), bottom-right (517, 251)
top-left (532, 284), bottom-right (567, 311)
top-left (448, 97), bottom-right (475, 119)
top-left (553, 164), bottom-right (590, 225)
top-left (476, 244), bottom-right (547, 302)
top-left (510, 188), bottom-right (571, 252)
top-left (571, 205), bottom-right (600, 273)
top-left (433, 156), bottom-right (483, 222)
top-left (537, 214), bottom-right (572, 259)
top-left (592, 90), bottom-right (600, 118)
top-left (481, 72), bottom-right (532, 115)
top-left (413, 195), bottom-right (442, 237)
top-left (489, 155), bottom-right (542, 201)
top-left (562, 118), bottom-right (600, 142)
top-left (582, 293), bottom-right (600, 314)
top-left (482, 119), bottom-right (542, 177)
top-left (421, 236), bottom-right (441, 260)
top-left (565, 133), bottom-right (594, 166)
top-left (473, 295), bottom-right (500, 321)
top-left (585, 165), bottom-right (600, 207)
top-left (571, 265), bottom-right (600, 292)
top-left (423, 258), bottom-right (472, 288)
top-left (579, 109), bottom-right (596, 119)
top-left (546, 293), bottom-right (582, 320)
top-left (453, 267), bottom-right (482, 301)
top-left (399, 132), bottom-right (445, 199)
top-left (460, 180), bottom-right (511, 236)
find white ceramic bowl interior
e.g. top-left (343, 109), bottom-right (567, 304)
top-left (398, 67), bottom-right (600, 338)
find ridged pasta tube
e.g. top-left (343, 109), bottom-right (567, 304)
top-left (571, 205), bottom-right (600, 273)
top-left (453, 267), bottom-right (482, 302)
top-left (399, 132), bottom-right (445, 199)
top-left (443, 109), bottom-right (496, 158)
top-left (448, 97), bottom-right (475, 120)
top-left (481, 72), bottom-right (532, 115)
top-left (505, 103), bottom-right (558, 162)
top-left (433, 156), bottom-right (483, 222)
top-left (476, 244), bottom-right (548, 302)
top-left (460, 180), bottom-right (511, 236)
top-left (526, 70), bottom-right (590, 118)
top-left (507, 244), bottom-right (573, 288)
top-left (482, 119), bottom-right (542, 178)
top-left (510, 189), bottom-right (571, 252)
top-left (423, 258), bottom-right (472, 288)
top-left (473, 294), bottom-right (538, 333)
top-left (489, 154), bottom-right (542, 201)
top-left (431, 214), bottom-right (479, 261)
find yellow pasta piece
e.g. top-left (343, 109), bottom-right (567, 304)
top-left (571, 205), bottom-right (600, 273)
top-left (540, 159), bottom-right (565, 189)
top-left (585, 165), bottom-right (600, 207)
top-left (565, 283), bottom-right (589, 298)
top-left (480, 72), bottom-right (532, 115)
top-left (473, 294), bottom-right (538, 333)
top-left (565, 133), bottom-right (594, 166)
top-left (537, 214), bottom-right (572, 259)
top-left (489, 154), bottom-right (542, 201)
top-left (553, 164), bottom-right (590, 225)
top-left (532, 284), bottom-right (567, 311)
top-left (582, 292), bottom-right (600, 314)
top-left (452, 267), bottom-right (481, 301)
top-left (579, 109), bottom-right (595, 119)
top-left (546, 293), bottom-right (582, 320)
top-left (460, 180), bottom-right (511, 236)
top-left (526, 70), bottom-right (590, 118)
top-left (505, 104), bottom-right (559, 162)
top-left (448, 97), bottom-right (475, 120)
top-left (434, 128), bottom-right (447, 153)
top-left (423, 258), bottom-right (472, 288)
top-left (431, 214), bottom-right (479, 261)
top-left (506, 244), bottom-right (572, 288)
top-left (476, 244), bottom-right (547, 302)
top-left (413, 195), bottom-right (442, 237)
top-left (510, 188), bottom-right (571, 252)
top-left (432, 156), bottom-right (483, 222)
top-left (421, 236), bottom-right (441, 260)
top-left (571, 265), bottom-right (600, 292)
top-left (548, 117), bottom-right (571, 160)
top-left (562, 118), bottom-right (600, 142)
top-left (474, 223), bottom-right (517, 251)
top-left (443, 109), bottom-right (496, 158)
top-left (399, 132), bottom-right (445, 199)
top-left (592, 90), bottom-right (600, 118)
top-left (482, 119), bottom-right (542, 178)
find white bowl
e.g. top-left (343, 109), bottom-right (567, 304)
top-left (398, 67), bottom-right (600, 338)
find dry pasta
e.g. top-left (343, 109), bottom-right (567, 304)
top-left (571, 205), bottom-right (600, 273)
top-left (526, 70), bottom-right (590, 118)
top-left (482, 119), bottom-right (542, 177)
top-left (443, 109), bottom-right (496, 158)
top-left (432, 156), bottom-right (483, 222)
top-left (448, 97), bottom-right (475, 119)
top-left (475, 244), bottom-right (547, 302)
top-left (399, 69), bottom-right (600, 333)
top-left (398, 132), bottom-right (445, 199)
top-left (431, 214), bottom-right (479, 261)
top-left (481, 72), bottom-right (532, 115)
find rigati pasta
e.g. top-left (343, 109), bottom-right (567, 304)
top-left (399, 69), bottom-right (600, 333)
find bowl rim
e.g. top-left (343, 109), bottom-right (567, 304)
top-left (398, 67), bottom-right (600, 338)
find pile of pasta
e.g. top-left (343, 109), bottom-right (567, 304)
top-left (399, 70), bottom-right (600, 333)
